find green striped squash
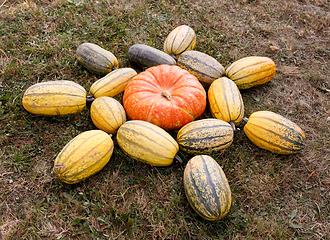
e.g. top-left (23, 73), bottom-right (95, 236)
top-left (208, 76), bottom-right (244, 127)
top-left (177, 119), bottom-right (234, 155)
top-left (76, 42), bottom-right (119, 76)
top-left (54, 130), bottom-right (114, 184)
top-left (117, 120), bottom-right (180, 166)
top-left (184, 155), bottom-right (232, 221)
top-left (90, 97), bottom-right (126, 134)
top-left (177, 50), bottom-right (225, 86)
top-left (89, 68), bottom-right (137, 98)
top-left (244, 111), bottom-right (305, 154)
top-left (128, 44), bottom-right (176, 69)
top-left (163, 25), bottom-right (196, 59)
top-left (22, 80), bottom-right (87, 116)
top-left (225, 56), bottom-right (276, 89)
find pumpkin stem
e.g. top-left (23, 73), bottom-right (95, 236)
top-left (174, 154), bottom-right (183, 164)
top-left (161, 90), bottom-right (172, 100)
top-left (243, 117), bottom-right (249, 123)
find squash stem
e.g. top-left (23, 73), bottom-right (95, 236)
top-left (170, 53), bottom-right (177, 61)
top-left (229, 121), bottom-right (236, 131)
top-left (86, 95), bottom-right (95, 109)
top-left (243, 117), bottom-right (249, 123)
top-left (174, 154), bottom-right (183, 164)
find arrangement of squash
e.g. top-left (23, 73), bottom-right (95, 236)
top-left (22, 25), bottom-right (305, 222)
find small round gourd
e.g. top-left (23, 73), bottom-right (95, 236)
top-left (163, 25), bottom-right (196, 58)
top-left (184, 155), bottom-right (232, 221)
top-left (243, 111), bottom-right (305, 154)
top-left (54, 130), bottom-right (114, 184)
top-left (90, 97), bottom-right (126, 134)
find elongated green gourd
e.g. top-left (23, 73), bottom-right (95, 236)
top-left (128, 44), bottom-right (176, 69)
top-left (76, 42), bottom-right (119, 76)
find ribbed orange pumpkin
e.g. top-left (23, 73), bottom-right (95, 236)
top-left (123, 65), bottom-right (207, 130)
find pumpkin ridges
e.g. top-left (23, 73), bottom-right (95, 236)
top-left (123, 65), bottom-right (206, 130)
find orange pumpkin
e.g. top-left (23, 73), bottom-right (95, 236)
top-left (123, 65), bottom-right (207, 130)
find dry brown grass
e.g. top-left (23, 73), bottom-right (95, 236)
top-left (0, 0), bottom-right (329, 239)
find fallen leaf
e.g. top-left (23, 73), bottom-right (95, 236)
top-left (270, 45), bottom-right (279, 51)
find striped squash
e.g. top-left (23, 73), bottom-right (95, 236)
top-left (225, 56), bottom-right (276, 89)
top-left (177, 50), bottom-right (225, 86)
top-left (89, 68), bottom-right (137, 98)
top-left (54, 130), bottom-right (114, 184)
top-left (128, 44), bottom-right (176, 69)
top-left (208, 76), bottom-right (244, 127)
top-left (184, 155), bottom-right (232, 221)
top-left (90, 97), bottom-right (126, 134)
top-left (22, 80), bottom-right (87, 116)
top-left (76, 42), bottom-right (119, 76)
top-left (117, 120), bottom-right (179, 166)
top-left (177, 119), bottom-right (234, 155)
top-left (163, 25), bottom-right (196, 59)
top-left (244, 111), bottom-right (305, 154)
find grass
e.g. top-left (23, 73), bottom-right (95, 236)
top-left (1, 0), bottom-right (329, 239)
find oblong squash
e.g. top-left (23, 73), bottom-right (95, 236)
top-left (208, 76), bottom-right (244, 126)
top-left (76, 42), bottom-right (119, 76)
top-left (163, 25), bottom-right (196, 58)
top-left (89, 68), bottom-right (137, 98)
top-left (22, 80), bottom-right (87, 116)
top-left (225, 56), bottom-right (276, 89)
top-left (177, 50), bottom-right (225, 86)
top-left (128, 44), bottom-right (176, 69)
top-left (184, 155), bottom-right (232, 221)
top-left (54, 130), bottom-right (114, 184)
top-left (117, 120), bottom-right (179, 166)
top-left (177, 118), bottom-right (234, 155)
top-left (90, 96), bottom-right (126, 134)
top-left (243, 111), bottom-right (305, 154)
